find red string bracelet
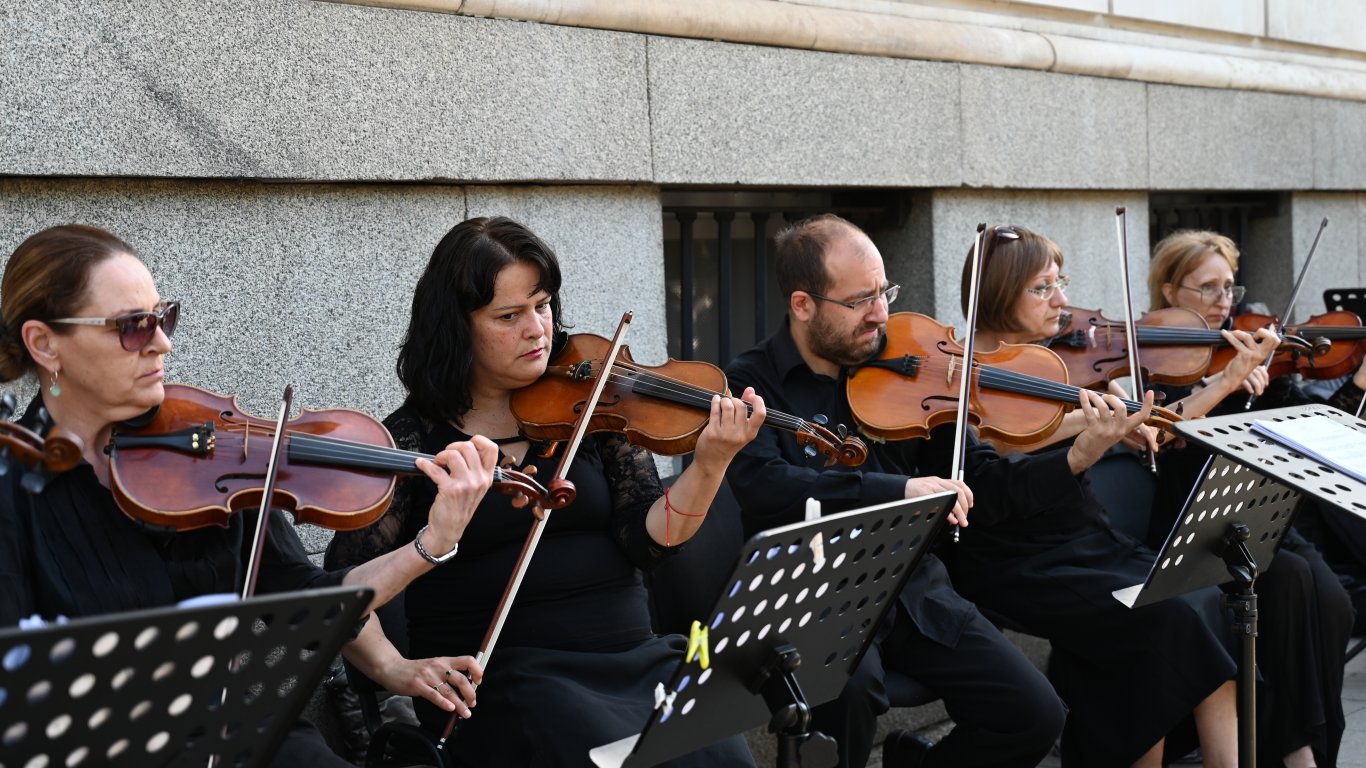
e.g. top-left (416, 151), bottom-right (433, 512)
top-left (663, 486), bottom-right (707, 547)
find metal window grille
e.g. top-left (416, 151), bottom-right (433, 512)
top-left (662, 190), bottom-right (907, 368)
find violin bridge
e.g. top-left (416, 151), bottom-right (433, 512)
top-left (945, 354), bottom-right (958, 385)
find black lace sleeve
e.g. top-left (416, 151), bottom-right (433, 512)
top-left (1327, 379), bottom-right (1366, 415)
top-left (324, 409), bottom-right (428, 570)
top-left (596, 433), bottom-right (673, 570)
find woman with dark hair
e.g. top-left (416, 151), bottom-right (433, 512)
top-left (0, 224), bottom-right (493, 766)
top-left (935, 225), bottom-right (1245, 768)
top-left (327, 216), bottom-right (764, 767)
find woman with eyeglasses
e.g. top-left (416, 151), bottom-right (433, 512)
top-left (0, 224), bottom-right (493, 767)
top-left (932, 224), bottom-right (1248, 768)
top-left (1147, 230), bottom-right (1354, 768)
top-left (326, 216), bottom-right (763, 767)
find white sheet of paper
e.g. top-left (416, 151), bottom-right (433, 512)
top-left (1251, 415), bottom-right (1366, 484)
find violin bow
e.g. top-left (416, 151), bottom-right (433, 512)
top-left (1114, 208), bottom-right (1158, 474)
top-left (438, 311), bottom-right (635, 751)
top-left (206, 384), bottom-right (293, 768)
top-left (240, 384), bottom-right (294, 599)
top-left (1246, 216), bottom-right (1329, 409)
top-left (948, 223), bottom-right (989, 543)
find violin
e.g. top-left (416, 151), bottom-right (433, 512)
top-left (107, 384), bottom-right (570, 532)
top-left (509, 333), bottom-right (869, 467)
top-left (846, 313), bottom-right (1181, 446)
top-left (1048, 307), bottom-right (1321, 389)
top-left (0, 392), bottom-right (85, 492)
top-left (1208, 311), bottom-right (1364, 380)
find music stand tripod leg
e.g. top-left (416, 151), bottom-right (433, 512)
top-left (1219, 521), bottom-right (1259, 768)
top-left (751, 643), bottom-right (839, 768)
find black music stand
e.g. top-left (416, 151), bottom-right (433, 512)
top-left (1113, 403), bottom-right (1366, 768)
top-left (590, 490), bottom-right (956, 768)
top-left (0, 585), bottom-right (372, 768)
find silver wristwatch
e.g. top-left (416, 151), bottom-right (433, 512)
top-left (414, 524), bottom-right (459, 565)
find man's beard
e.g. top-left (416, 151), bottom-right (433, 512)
top-left (808, 309), bottom-right (884, 368)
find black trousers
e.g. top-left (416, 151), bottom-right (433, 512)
top-left (271, 720), bottom-right (354, 768)
top-left (813, 606), bottom-right (1065, 768)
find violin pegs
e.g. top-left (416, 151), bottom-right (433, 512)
top-left (803, 444), bottom-right (819, 460)
top-left (812, 413), bottom-right (829, 426)
top-left (837, 424), bottom-right (848, 440)
top-left (34, 407), bottom-right (53, 436)
top-left (0, 392), bottom-right (14, 422)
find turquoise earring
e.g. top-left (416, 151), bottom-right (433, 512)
top-left (49, 370), bottom-right (61, 398)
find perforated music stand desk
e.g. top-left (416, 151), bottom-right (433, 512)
top-left (591, 490), bottom-right (956, 768)
top-left (1111, 403), bottom-right (1366, 768)
top-left (0, 585), bottom-right (372, 768)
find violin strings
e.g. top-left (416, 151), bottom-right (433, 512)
top-left (894, 354), bottom-right (1148, 414)
top-left (602, 362), bottom-right (818, 434)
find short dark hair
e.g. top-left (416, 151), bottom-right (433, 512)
top-left (960, 225), bottom-right (1064, 334)
top-left (774, 214), bottom-right (861, 299)
top-left (0, 224), bottom-right (136, 382)
top-left (396, 217), bottom-right (565, 423)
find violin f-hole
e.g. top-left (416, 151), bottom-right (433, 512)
top-left (215, 472), bottom-right (267, 493)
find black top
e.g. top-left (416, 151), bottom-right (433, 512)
top-left (723, 321), bottom-right (1084, 646)
top-left (326, 401), bottom-right (676, 658)
top-left (0, 397), bottom-right (346, 625)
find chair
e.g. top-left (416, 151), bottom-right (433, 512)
top-left (342, 597), bottom-right (452, 768)
top-left (1323, 287), bottom-right (1366, 318)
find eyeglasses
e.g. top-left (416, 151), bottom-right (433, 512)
top-left (1024, 275), bottom-right (1070, 300)
top-left (806, 283), bottom-right (900, 312)
top-left (50, 301), bottom-right (180, 351)
top-left (1179, 283), bottom-right (1246, 304)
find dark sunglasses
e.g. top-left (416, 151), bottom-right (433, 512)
top-left (50, 301), bottom-right (180, 351)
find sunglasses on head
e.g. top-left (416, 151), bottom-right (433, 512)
top-left (981, 225), bottom-right (1021, 264)
top-left (50, 301), bottom-right (180, 351)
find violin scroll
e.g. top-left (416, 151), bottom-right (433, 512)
top-left (490, 462), bottom-right (576, 519)
top-left (796, 418), bottom-right (869, 467)
top-left (0, 395), bottom-right (85, 493)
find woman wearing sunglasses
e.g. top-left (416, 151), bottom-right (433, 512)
top-left (1147, 230), bottom-right (1354, 768)
top-left (327, 216), bottom-right (764, 767)
top-left (0, 224), bottom-right (493, 766)
top-left (934, 224), bottom-right (1243, 768)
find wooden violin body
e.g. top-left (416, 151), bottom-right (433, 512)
top-left (109, 384), bottom-right (568, 532)
top-left (1209, 311), bottom-right (1364, 381)
top-left (1049, 307), bottom-right (1215, 389)
top-left (511, 333), bottom-right (868, 467)
top-left (847, 313), bottom-right (1181, 447)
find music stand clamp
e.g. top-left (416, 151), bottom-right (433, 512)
top-left (0, 585), bottom-right (372, 768)
top-left (590, 490), bottom-right (955, 768)
top-left (1111, 403), bottom-right (1366, 768)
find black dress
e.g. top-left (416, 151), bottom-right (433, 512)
top-left (1151, 375), bottom-right (1356, 767)
top-left (0, 397), bottom-right (354, 767)
top-left (325, 402), bottom-right (755, 768)
top-left (938, 462), bottom-right (1238, 767)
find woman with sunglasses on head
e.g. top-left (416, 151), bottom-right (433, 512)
top-left (0, 224), bottom-right (494, 767)
top-left (1147, 230), bottom-right (1354, 768)
top-left (933, 224), bottom-right (1246, 768)
top-left (326, 216), bottom-right (764, 767)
